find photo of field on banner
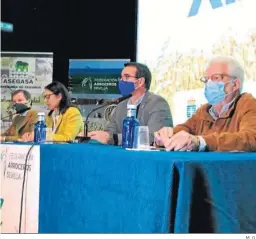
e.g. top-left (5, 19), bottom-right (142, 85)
top-left (137, 0), bottom-right (256, 126)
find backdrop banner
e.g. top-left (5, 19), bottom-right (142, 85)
top-left (137, 0), bottom-right (256, 125)
top-left (0, 144), bottom-right (40, 233)
top-left (1, 51), bottom-right (53, 132)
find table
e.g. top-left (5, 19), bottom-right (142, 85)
top-left (38, 143), bottom-right (256, 233)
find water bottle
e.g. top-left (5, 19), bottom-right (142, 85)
top-left (122, 104), bottom-right (139, 148)
top-left (34, 112), bottom-right (46, 143)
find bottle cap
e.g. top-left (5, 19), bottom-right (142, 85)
top-left (127, 104), bottom-right (137, 110)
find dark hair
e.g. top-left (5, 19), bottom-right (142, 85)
top-left (124, 62), bottom-right (152, 90)
top-left (45, 81), bottom-right (73, 115)
top-left (11, 90), bottom-right (31, 101)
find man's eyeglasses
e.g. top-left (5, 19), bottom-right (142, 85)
top-left (120, 74), bottom-right (140, 81)
top-left (200, 74), bottom-right (237, 83)
top-left (43, 94), bottom-right (55, 100)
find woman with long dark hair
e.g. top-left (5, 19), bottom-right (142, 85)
top-left (44, 81), bottom-right (83, 141)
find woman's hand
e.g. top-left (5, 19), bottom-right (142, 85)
top-left (19, 132), bottom-right (34, 142)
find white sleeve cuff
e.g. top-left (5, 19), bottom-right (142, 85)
top-left (198, 136), bottom-right (207, 152)
top-left (118, 133), bottom-right (122, 146)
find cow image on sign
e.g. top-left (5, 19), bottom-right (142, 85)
top-left (14, 61), bottom-right (29, 72)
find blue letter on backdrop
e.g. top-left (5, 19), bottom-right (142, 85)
top-left (188, 0), bottom-right (236, 17)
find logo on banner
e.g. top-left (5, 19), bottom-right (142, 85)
top-left (188, 0), bottom-right (236, 17)
top-left (1, 59), bottom-right (35, 85)
top-left (0, 198), bottom-right (4, 226)
top-left (0, 145), bottom-right (40, 233)
top-left (0, 147), bottom-right (8, 161)
top-left (82, 77), bottom-right (93, 90)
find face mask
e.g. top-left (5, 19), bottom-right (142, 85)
top-left (204, 80), bottom-right (234, 105)
top-left (118, 80), bottom-right (135, 96)
top-left (12, 103), bottom-right (31, 114)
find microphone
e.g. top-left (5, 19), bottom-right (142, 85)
top-left (75, 94), bottom-right (131, 143)
top-left (1, 112), bottom-right (14, 121)
top-left (1, 104), bottom-right (31, 121)
top-left (115, 95), bottom-right (132, 104)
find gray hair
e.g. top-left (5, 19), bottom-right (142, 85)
top-left (208, 56), bottom-right (245, 91)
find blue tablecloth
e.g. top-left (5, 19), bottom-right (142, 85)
top-left (38, 143), bottom-right (256, 233)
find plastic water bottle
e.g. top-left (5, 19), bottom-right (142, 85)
top-left (122, 104), bottom-right (139, 148)
top-left (34, 112), bottom-right (46, 143)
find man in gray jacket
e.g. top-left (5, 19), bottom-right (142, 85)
top-left (88, 62), bottom-right (173, 145)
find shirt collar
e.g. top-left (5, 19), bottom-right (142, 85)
top-left (52, 109), bottom-right (60, 117)
top-left (20, 110), bottom-right (29, 116)
top-left (127, 94), bottom-right (145, 107)
top-left (209, 96), bottom-right (237, 120)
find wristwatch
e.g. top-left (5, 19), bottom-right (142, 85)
top-left (195, 136), bottom-right (200, 151)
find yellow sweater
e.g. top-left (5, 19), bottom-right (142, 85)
top-left (46, 107), bottom-right (84, 142)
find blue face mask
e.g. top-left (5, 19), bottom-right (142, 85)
top-left (118, 80), bottom-right (135, 96)
top-left (204, 80), bottom-right (233, 105)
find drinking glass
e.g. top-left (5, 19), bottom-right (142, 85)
top-left (133, 126), bottom-right (150, 149)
